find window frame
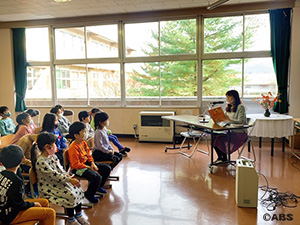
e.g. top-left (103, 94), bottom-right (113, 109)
top-left (25, 11), bottom-right (274, 108)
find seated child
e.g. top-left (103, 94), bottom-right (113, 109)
top-left (50, 107), bottom-right (70, 134)
top-left (26, 109), bottom-right (39, 131)
top-left (0, 106), bottom-right (16, 136)
top-left (90, 108), bottom-right (131, 156)
top-left (0, 144), bottom-right (56, 225)
top-left (93, 112), bottom-right (123, 169)
top-left (68, 121), bottom-right (112, 203)
top-left (78, 111), bottom-right (94, 149)
top-left (89, 108), bottom-right (100, 130)
top-left (11, 112), bottom-right (34, 144)
top-left (31, 132), bottom-right (90, 225)
top-left (41, 113), bottom-right (67, 166)
top-left (55, 104), bottom-right (71, 127)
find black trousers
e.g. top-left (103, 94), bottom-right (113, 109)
top-left (72, 162), bottom-right (111, 197)
top-left (55, 151), bottom-right (64, 167)
top-left (92, 150), bottom-right (123, 170)
top-left (214, 146), bottom-right (228, 161)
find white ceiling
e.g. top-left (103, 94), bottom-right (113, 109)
top-left (0, 0), bottom-right (281, 22)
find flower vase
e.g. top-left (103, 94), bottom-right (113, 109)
top-left (264, 108), bottom-right (271, 117)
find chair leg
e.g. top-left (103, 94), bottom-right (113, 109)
top-left (180, 137), bottom-right (202, 158)
top-left (238, 140), bottom-right (256, 162)
top-left (180, 134), bottom-right (209, 158)
top-left (197, 135), bottom-right (209, 156)
top-left (179, 137), bottom-right (188, 154)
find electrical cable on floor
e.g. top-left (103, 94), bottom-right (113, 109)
top-left (291, 159), bottom-right (300, 171)
top-left (133, 126), bottom-right (138, 139)
top-left (258, 172), bottom-right (300, 211)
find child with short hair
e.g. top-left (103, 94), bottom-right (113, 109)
top-left (90, 108), bottom-right (131, 156)
top-left (55, 104), bottom-right (71, 128)
top-left (78, 111), bottom-right (94, 149)
top-left (78, 111), bottom-right (94, 140)
top-left (41, 113), bottom-right (67, 167)
top-left (0, 144), bottom-right (56, 225)
top-left (31, 132), bottom-right (89, 225)
top-left (50, 106), bottom-right (69, 134)
top-left (93, 112), bottom-right (123, 169)
top-left (68, 121), bottom-right (111, 203)
top-left (11, 112), bottom-right (34, 144)
top-left (0, 106), bottom-right (16, 136)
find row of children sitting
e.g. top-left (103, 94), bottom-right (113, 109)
top-left (1, 106), bottom-right (131, 224)
top-left (0, 117), bottom-right (118, 225)
top-left (0, 131), bottom-right (90, 225)
top-left (0, 105), bottom-right (131, 166)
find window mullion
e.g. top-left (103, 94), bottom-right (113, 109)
top-left (49, 25), bottom-right (57, 106)
top-left (119, 21), bottom-right (126, 107)
top-left (84, 26), bottom-right (90, 106)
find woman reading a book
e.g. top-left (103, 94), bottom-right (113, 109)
top-left (213, 90), bottom-right (248, 163)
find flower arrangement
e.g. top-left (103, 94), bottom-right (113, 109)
top-left (253, 92), bottom-right (281, 110)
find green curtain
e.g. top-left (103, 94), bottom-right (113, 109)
top-left (269, 8), bottom-right (292, 114)
top-left (13, 28), bottom-right (27, 112)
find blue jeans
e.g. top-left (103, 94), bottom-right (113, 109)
top-left (108, 134), bottom-right (124, 151)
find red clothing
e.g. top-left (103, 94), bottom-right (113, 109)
top-left (68, 140), bottom-right (94, 170)
top-left (11, 125), bottom-right (32, 145)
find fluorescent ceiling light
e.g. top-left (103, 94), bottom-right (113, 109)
top-left (54, 0), bottom-right (71, 2)
top-left (207, 0), bottom-right (229, 10)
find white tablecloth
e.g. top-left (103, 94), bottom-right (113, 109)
top-left (248, 114), bottom-right (293, 138)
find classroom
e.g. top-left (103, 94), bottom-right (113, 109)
top-left (1, 0), bottom-right (300, 224)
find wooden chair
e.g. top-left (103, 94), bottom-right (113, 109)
top-left (63, 109), bottom-right (74, 123)
top-left (86, 137), bottom-right (94, 151)
top-left (34, 126), bottom-right (42, 134)
top-left (0, 134), bottom-right (14, 148)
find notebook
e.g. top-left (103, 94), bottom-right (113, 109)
top-left (208, 106), bottom-right (230, 126)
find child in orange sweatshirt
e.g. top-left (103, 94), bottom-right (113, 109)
top-left (67, 122), bottom-right (111, 204)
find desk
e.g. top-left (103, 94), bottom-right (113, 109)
top-left (162, 115), bottom-right (249, 172)
top-left (292, 118), bottom-right (300, 160)
top-left (248, 114), bottom-right (293, 156)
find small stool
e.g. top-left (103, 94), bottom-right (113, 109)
top-left (179, 130), bottom-right (209, 158)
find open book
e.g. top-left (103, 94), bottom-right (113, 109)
top-left (208, 106), bottom-right (230, 126)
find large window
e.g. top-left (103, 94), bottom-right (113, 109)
top-left (55, 27), bottom-right (85, 59)
top-left (24, 13), bottom-right (275, 107)
top-left (87, 25), bottom-right (118, 58)
top-left (88, 64), bottom-right (121, 106)
top-left (25, 66), bottom-right (52, 106)
top-left (202, 14), bottom-right (275, 99)
top-left (56, 65), bottom-right (87, 106)
top-left (26, 28), bottom-right (49, 61)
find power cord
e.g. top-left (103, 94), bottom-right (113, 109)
top-left (258, 172), bottom-right (300, 211)
top-left (133, 124), bottom-right (138, 139)
top-left (291, 159), bottom-right (300, 171)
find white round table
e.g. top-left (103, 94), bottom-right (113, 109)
top-left (248, 114), bottom-right (293, 156)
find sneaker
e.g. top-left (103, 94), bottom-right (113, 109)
top-left (76, 215), bottom-right (90, 225)
top-left (213, 159), bottom-right (223, 164)
top-left (120, 150), bottom-right (127, 157)
top-left (98, 187), bottom-right (108, 194)
top-left (124, 147), bottom-right (131, 152)
top-left (84, 192), bottom-right (99, 204)
top-left (66, 219), bottom-right (81, 225)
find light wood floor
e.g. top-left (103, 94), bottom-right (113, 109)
top-left (54, 138), bottom-right (300, 225)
